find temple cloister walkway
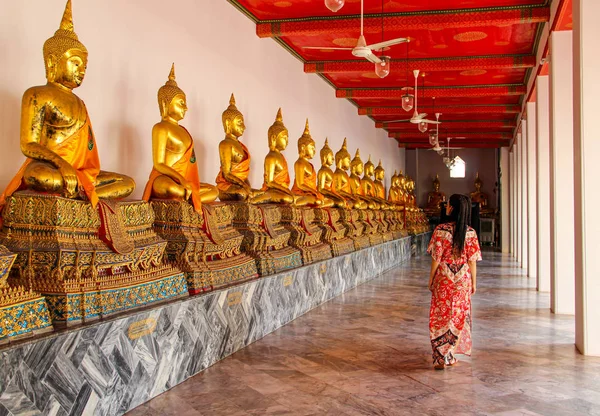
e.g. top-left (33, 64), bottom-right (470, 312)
top-left (128, 252), bottom-right (600, 416)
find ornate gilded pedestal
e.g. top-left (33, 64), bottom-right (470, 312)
top-left (227, 203), bottom-right (302, 275)
top-left (0, 193), bottom-right (188, 325)
top-left (313, 208), bottom-right (355, 257)
top-left (0, 245), bottom-right (52, 343)
top-left (374, 210), bottom-right (394, 243)
top-left (362, 210), bottom-right (384, 246)
top-left (339, 209), bottom-right (371, 250)
top-left (149, 200), bottom-right (258, 294)
top-left (280, 206), bottom-right (332, 264)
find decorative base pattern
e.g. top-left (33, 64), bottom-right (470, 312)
top-left (313, 208), bottom-right (355, 257)
top-left (0, 193), bottom-right (189, 325)
top-left (227, 202), bottom-right (302, 275)
top-left (0, 234), bottom-right (431, 416)
top-left (0, 296), bottom-right (53, 344)
top-left (149, 200), bottom-right (258, 294)
top-left (281, 206), bottom-right (333, 265)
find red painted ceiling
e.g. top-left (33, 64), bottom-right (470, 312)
top-left (230, 0), bottom-right (553, 149)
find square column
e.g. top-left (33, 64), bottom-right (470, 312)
top-left (520, 123), bottom-right (528, 271)
top-left (501, 147), bottom-right (510, 253)
top-left (573, 0), bottom-right (600, 356)
top-left (516, 134), bottom-right (522, 265)
top-left (526, 103), bottom-right (538, 280)
top-left (509, 149), bottom-right (515, 256)
top-left (549, 31), bottom-right (575, 315)
top-left (536, 76), bottom-right (551, 293)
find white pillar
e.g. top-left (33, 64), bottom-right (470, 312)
top-left (501, 147), bottom-right (510, 253)
top-left (509, 149), bottom-right (515, 256)
top-left (526, 103), bottom-right (538, 280)
top-left (549, 31), bottom-right (576, 315)
top-left (516, 133), bottom-right (522, 265)
top-left (520, 123), bottom-right (528, 271)
top-left (536, 76), bottom-right (551, 293)
top-left (573, 0), bottom-right (600, 356)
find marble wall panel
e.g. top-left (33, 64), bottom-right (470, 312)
top-left (0, 235), bottom-right (429, 416)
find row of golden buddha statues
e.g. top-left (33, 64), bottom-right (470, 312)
top-left (0, 1), bottom-right (429, 343)
top-left (423, 173), bottom-right (492, 217)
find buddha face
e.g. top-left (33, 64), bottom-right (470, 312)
top-left (48, 49), bottom-right (88, 88)
top-left (271, 130), bottom-right (288, 151)
top-left (167, 94), bottom-right (188, 122)
top-left (433, 181), bottom-right (440, 192)
top-left (228, 115), bottom-right (246, 137)
top-left (375, 169), bottom-right (384, 182)
top-left (301, 141), bottom-right (316, 159)
top-left (322, 150), bottom-right (334, 167)
top-left (337, 154), bottom-right (351, 171)
top-left (352, 162), bottom-right (364, 176)
top-left (365, 164), bottom-right (374, 177)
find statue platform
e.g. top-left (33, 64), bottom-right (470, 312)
top-left (281, 206), bottom-right (333, 265)
top-left (0, 233), bottom-right (431, 415)
top-left (314, 208), bottom-right (355, 257)
top-left (0, 192), bottom-right (188, 326)
top-left (227, 202), bottom-right (302, 275)
top-left (339, 209), bottom-right (371, 250)
top-left (362, 210), bottom-right (384, 246)
top-left (149, 200), bottom-right (258, 294)
top-left (0, 246), bottom-right (53, 344)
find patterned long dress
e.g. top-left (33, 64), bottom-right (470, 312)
top-left (427, 222), bottom-right (482, 366)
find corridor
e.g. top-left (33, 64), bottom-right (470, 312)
top-left (129, 253), bottom-right (600, 416)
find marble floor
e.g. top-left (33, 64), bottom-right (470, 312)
top-left (128, 252), bottom-right (600, 416)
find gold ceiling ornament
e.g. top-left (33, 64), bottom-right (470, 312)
top-left (453, 31), bottom-right (488, 42)
top-left (460, 69), bottom-right (488, 76)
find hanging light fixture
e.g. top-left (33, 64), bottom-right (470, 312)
top-left (417, 72), bottom-right (428, 133)
top-left (401, 43), bottom-right (414, 112)
top-left (374, 0), bottom-right (391, 78)
top-left (429, 98), bottom-right (439, 145)
top-left (419, 121), bottom-right (428, 133)
top-left (325, 0), bottom-right (345, 12)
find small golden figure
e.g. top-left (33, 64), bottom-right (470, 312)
top-left (143, 64), bottom-right (218, 210)
top-left (424, 174), bottom-right (446, 217)
top-left (332, 139), bottom-right (363, 209)
top-left (291, 120), bottom-right (333, 208)
top-left (349, 150), bottom-right (376, 210)
top-left (252, 109), bottom-right (296, 205)
top-left (362, 156), bottom-right (390, 209)
top-left (216, 94), bottom-right (258, 202)
top-left (0, 0), bottom-right (134, 209)
top-left (471, 172), bottom-right (492, 215)
top-left (317, 139), bottom-right (350, 209)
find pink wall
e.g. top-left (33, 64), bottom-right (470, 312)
top-left (0, 0), bottom-right (404, 199)
top-left (406, 148), bottom-right (498, 209)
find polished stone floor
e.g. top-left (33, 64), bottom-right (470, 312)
top-left (128, 252), bottom-right (600, 416)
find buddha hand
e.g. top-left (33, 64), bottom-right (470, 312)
top-left (58, 161), bottom-right (79, 199)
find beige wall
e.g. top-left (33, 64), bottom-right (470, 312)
top-left (406, 148), bottom-right (498, 209)
top-left (0, 0), bottom-right (404, 199)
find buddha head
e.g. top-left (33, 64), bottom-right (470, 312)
top-left (222, 94), bottom-right (246, 138)
top-left (433, 174), bottom-right (440, 192)
top-left (474, 172), bottom-right (483, 192)
top-left (43, 0), bottom-right (88, 88)
top-left (364, 155), bottom-right (375, 179)
top-left (268, 108), bottom-right (289, 152)
top-left (298, 119), bottom-right (316, 160)
top-left (374, 160), bottom-right (385, 182)
top-left (320, 138), bottom-right (334, 167)
top-left (350, 149), bottom-right (364, 176)
top-left (335, 138), bottom-right (351, 171)
top-left (399, 171), bottom-right (407, 190)
top-left (158, 64), bottom-right (187, 121)
top-left (391, 170), bottom-right (399, 188)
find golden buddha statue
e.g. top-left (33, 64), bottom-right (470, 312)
top-left (332, 139), bottom-right (364, 209)
top-left (471, 172), bottom-right (492, 215)
top-left (143, 64), bottom-right (218, 210)
top-left (317, 139), bottom-right (350, 209)
top-left (349, 150), bottom-right (377, 210)
top-left (362, 156), bottom-right (389, 209)
top-left (0, 0), bottom-right (134, 210)
top-left (291, 120), bottom-right (333, 208)
top-left (374, 161), bottom-right (388, 202)
top-left (251, 109), bottom-right (296, 205)
top-left (424, 174), bottom-right (446, 217)
top-left (216, 94), bottom-right (259, 202)
top-left (387, 170), bottom-right (400, 205)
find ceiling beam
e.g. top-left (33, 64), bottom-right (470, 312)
top-left (360, 105), bottom-right (521, 116)
top-left (389, 132), bottom-right (512, 139)
top-left (306, 55), bottom-right (535, 74)
top-left (382, 121), bottom-right (515, 129)
top-left (338, 85), bottom-right (526, 99)
top-left (402, 142), bottom-right (508, 149)
top-left (257, 6), bottom-right (549, 38)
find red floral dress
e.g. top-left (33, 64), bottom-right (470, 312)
top-left (427, 222), bottom-right (482, 366)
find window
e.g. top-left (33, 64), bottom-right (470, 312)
top-left (449, 156), bottom-right (466, 178)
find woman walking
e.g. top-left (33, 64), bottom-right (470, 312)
top-left (427, 194), bottom-right (482, 370)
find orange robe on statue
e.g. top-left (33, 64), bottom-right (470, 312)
top-left (0, 111), bottom-right (101, 210)
top-left (215, 142), bottom-right (251, 193)
top-left (292, 168), bottom-right (323, 201)
top-left (143, 141), bottom-right (203, 213)
top-left (262, 160), bottom-right (291, 191)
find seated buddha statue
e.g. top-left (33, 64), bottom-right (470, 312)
top-left (362, 156), bottom-right (389, 209)
top-left (216, 94), bottom-right (260, 202)
top-left (471, 172), bottom-right (492, 215)
top-left (374, 161), bottom-right (388, 202)
top-left (0, 0), bottom-right (134, 210)
top-left (349, 150), bottom-right (378, 210)
top-left (291, 120), bottom-right (333, 208)
top-left (424, 174), bottom-right (446, 216)
top-left (317, 139), bottom-right (350, 209)
top-left (332, 139), bottom-right (364, 209)
top-left (387, 170), bottom-right (401, 205)
top-left (143, 64), bottom-right (218, 210)
top-left (251, 109), bottom-right (296, 205)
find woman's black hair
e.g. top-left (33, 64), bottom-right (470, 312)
top-left (448, 194), bottom-right (472, 256)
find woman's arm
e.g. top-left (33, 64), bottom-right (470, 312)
top-left (468, 260), bottom-right (477, 294)
top-left (428, 259), bottom-right (440, 291)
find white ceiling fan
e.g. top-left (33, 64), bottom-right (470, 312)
top-left (303, 0), bottom-right (409, 64)
top-left (383, 70), bottom-right (441, 125)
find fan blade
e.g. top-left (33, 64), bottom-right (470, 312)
top-left (367, 37), bottom-right (409, 51)
top-left (365, 53), bottom-right (382, 64)
top-left (302, 46), bottom-right (354, 50)
top-left (423, 119), bottom-right (441, 125)
top-left (385, 119), bottom-right (412, 123)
